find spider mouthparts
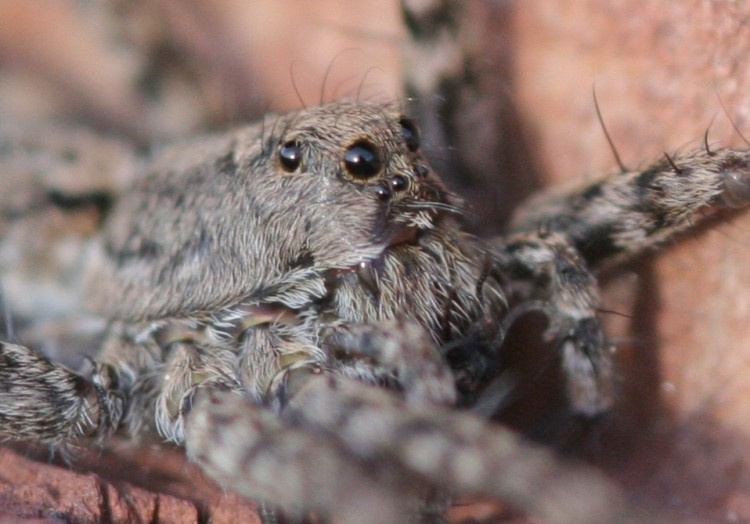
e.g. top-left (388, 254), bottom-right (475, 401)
top-left (350, 225), bottom-right (420, 294)
top-left (387, 223), bottom-right (421, 246)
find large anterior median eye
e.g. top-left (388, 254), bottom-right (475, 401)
top-left (343, 140), bottom-right (382, 180)
top-left (279, 140), bottom-right (302, 172)
top-left (399, 117), bottom-right (420, 152)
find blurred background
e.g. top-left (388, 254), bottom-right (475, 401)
top-left (0, 0), bottom-right (405, 139)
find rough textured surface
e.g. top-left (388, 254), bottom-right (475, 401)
top-left (0, 443), bottom-right (263, 523)
top-left (0, 446), bottom-right (199, 523)
top-left (1, 1), bottom-right (750, 522)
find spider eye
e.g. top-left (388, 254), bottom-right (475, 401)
top-left (343, 140), bottom-right (382, 180)
top-left (279, 140), bottom-right (302, 172)
top-left (390, 174), bottom-right (409, 192)
top-left (399, 117), bottom-right (420, 152)
top-left (374, 181), bottom-right (392, 200)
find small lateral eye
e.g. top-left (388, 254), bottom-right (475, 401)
top-left (390, 174), bottom-right (409, 192)
top-left (414, 163), bottom-right (429, 179)
top-left (399, 117), bottom-right (420, 152)
top-left (279, 140), bottom-right (302, 172)
top-left (343, 140), bottom-right (382, 179)
top-left (374, 181), bottom-right (391, 200)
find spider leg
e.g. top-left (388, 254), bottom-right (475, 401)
top-left (185, 387), bottom-right (432, 524)
top-left (184, 318), bottom-right (463, 524)
top-left (323, 319), bottom-right (457, 405)
top-left (491, 231), bottom-right (614, 417)
top-left (186, 374), bottom-right (635, 524)
top-left (0, 341), bottom-right (124, 450)
top-left (510, 147), bottom-right (750, 268)
top-left (278, 374), bottom-right (634, 524)
top-left (0, 323), bottom-right (240, 450)
top-left (493, 147), bottom-right (750, 416)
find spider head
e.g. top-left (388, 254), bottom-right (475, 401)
top-left (90, 100), bottom-right (467, 321)
top-left (271, 101), bottom-right (465, 264)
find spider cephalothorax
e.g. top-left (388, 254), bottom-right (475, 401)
top-left (77, 102), bottom-right (502, 418)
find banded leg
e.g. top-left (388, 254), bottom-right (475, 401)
top-left (188, 320), bottom-right (459, 523)
top-left (186, 374), bottom-right (638, 524)
top-left (495, 147), bottom-right (750, 415)
top-left (0, 341), bottom-right (124, 450)
top-left (185, 388), bottom-right (432, 524)
top-left (288, 376), bottom-right (642, 523)
top-left (490, 231), bottom-right (614, 417)
top-left (323, 319), bottom-right (457, 406)
top-left (510, 147), bottom-right (750, 268)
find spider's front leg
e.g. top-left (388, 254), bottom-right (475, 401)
top-left (494, 147), bottom-right (750, 418)
top-left (186, 372), bottom-right (636, 524)
top-left (186, 387), bottom-right (432, 524)
top-left (490, 231), bottom-right (615, 418)
top-left (510, 147), bottom-right (750, 268)
top-left (185, 319), bottom-right (458, 524)
top-left (0, 341), bottom-right (124, 450)
top-left (322, 318), bottom-right (457, 406)
top-left (184, 319), bottom-right (638, 524)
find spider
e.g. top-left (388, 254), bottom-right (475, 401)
top-left (2, 99), bottom-right (750, 523)
top-left (1, 2), bottom-right (749, 524)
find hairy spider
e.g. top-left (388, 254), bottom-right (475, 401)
top-left (1, 2), bottom-right (750, 524)
top-left (3, 98), bottom-right (750, 523)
